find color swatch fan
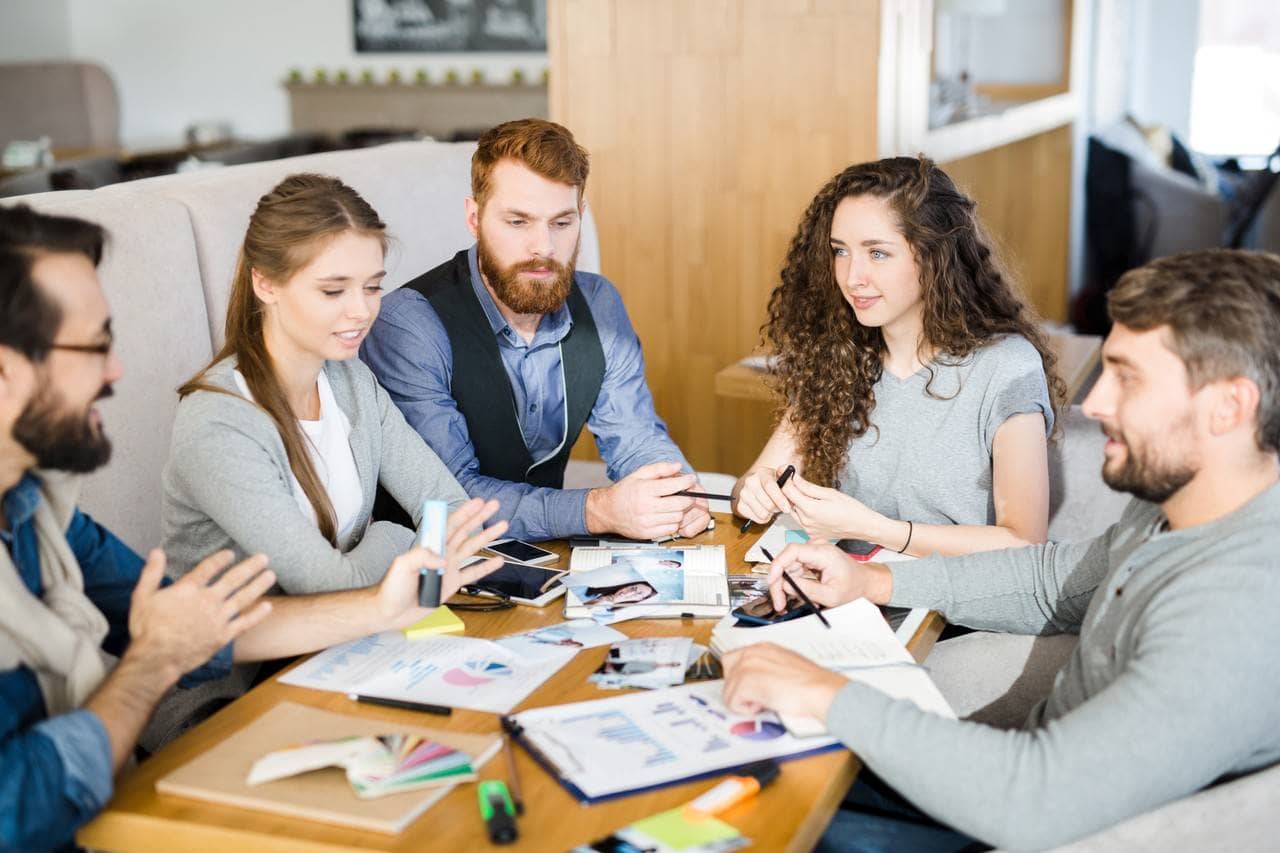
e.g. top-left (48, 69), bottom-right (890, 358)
top-left (248, 732), bottom-right (477, 799)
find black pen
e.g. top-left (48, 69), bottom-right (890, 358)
top-left (675, 490), bottom-right (733, 501)
top-left (739, 465), bottom-right (796, 533)
top-left (761, 546), bottom-right (831, 629)
top-left (348, 693), bottom-right (452, 716)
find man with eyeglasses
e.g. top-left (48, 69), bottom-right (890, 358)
top-left (0, 204), bottom-right (504, 851)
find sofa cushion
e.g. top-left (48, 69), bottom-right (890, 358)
top-left (1, 193), bottom-right (210, 553)
top-left (1037, 761), bottom-right (1280, 852)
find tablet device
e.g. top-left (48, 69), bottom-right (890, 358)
top-left (462, 560), bottom-right (567, 607)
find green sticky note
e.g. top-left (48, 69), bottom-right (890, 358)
top-left (630, 807), bottom-right (742, 849)
top-left (784, 529), bottom-right (810, 544)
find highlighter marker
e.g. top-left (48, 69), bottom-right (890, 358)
top-left (477, 779), bottom-right (518, 844)
top-left (417, 500), bottom-right (448, 608)
top-left (686, 759), bottom-right (781, 817)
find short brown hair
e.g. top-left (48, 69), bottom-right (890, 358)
top-left (1108, 249), bottom-right (1280, 452)
top-left (471, 119), bottom-right (590, 209)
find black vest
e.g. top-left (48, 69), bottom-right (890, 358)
top-left (407, 250), bottom-right (606, 489)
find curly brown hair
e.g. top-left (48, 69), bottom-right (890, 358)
top-left (765, 156), bottom-right (1066, 486)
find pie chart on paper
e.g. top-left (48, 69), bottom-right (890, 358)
top-left (443, 660), bottom-right (514, 687)
top-left (730, 720), bottom-right (787, 741)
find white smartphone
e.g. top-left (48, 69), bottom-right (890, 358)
top-left (462, 559), bottom-right (568, 607)
top-left (484, 538), bottom-right (558, 565)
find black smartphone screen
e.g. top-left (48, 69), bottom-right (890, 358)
top-left (488, 540), bottom-right (554, 562)
top-left (836, 538), bottom-right (880, 556)
top-left (469, 562), bottom-right (563, 600)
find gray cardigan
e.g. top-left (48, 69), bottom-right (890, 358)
top-left (826, 485), bottom-right (1280, 851)
top-left (162, 357), bottom-right (468, 593)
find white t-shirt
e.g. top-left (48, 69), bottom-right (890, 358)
top-left (233, 369), bottom-right (364, 541)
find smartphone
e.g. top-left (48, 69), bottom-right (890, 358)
top-left (484, 538), bottom-right (558, 565)
top-left (836, 538), bottom-right (883, 562)
top-left (730, 593), bottom-right (816, 627)
top-left (462, 560), bottom-right (568, 607)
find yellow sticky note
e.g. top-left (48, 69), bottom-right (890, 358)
top-left (402, 607), bottom-right (464, 639)
top-left (630, 807), bottom-right (742, 849)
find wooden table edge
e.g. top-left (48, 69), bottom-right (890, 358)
top-left (77, 521), bottom-right (948, 851)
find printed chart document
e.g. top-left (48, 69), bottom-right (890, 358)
top-left (564, 546), bottom-right (730, 620)
top-left (280, 633), bottom-right (575, 714)
top-left (710, 599), bottom-right (954, 736)
top-left (504, 681), bottom-right (838, 802)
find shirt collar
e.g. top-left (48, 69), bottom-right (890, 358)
top-left (466, 244), bottom-right (574, 347)
top-left (0, 472), bottom-right (43, 543)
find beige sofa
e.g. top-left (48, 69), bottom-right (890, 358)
top-left (4, 143), bottom-right (1274, 851)
top-left (4, 140), bottom-right (600, 552)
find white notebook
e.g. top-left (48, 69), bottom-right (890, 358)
top-left (710, 598), bottom-right (955, 736)
top-left (563, 545), bottom-right (730, 619)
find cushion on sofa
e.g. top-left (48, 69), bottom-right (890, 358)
top-left (105, 141), bottom-right (603, 347)
top-left (1, 192), bottom-right (211, 552)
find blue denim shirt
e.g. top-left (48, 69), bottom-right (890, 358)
top-left (362, 245), bottom-right (691, 540)
top-left (0, 473), bottom-right (232, 851)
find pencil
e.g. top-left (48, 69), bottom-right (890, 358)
top-left (503, 736), bottom-right (525, 815)
top-left (761, 546), bottom-right (831, 629)
top-left (675, 490), bottom-right (733, 501)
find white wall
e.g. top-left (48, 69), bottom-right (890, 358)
top-left (1126, 0), bottom-right (1199, 140)
top-left (57, 0), bottom-right (545, 146)
top-left (0, 0), bottom-right (71, 61)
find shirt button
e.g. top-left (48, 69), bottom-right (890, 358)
top-left (529, 403), bottom-right (538, 412)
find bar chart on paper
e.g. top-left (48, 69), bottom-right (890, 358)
top-left (507, 682), bottom-right (840, 800)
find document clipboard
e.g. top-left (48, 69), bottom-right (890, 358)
top-left (500, 682), bottom-right (841, 804)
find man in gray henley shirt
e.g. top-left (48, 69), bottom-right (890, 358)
top-left (721, 249), bottom-right (1280, 851)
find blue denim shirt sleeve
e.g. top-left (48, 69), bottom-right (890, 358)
top-left (577, 276), bottom-right (692, 480)
top-left (0, 667), bottom-right (111, 851)
top-left (362, 289), bottom-right (592, 541)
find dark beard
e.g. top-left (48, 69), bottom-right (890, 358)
top-left (13, 382), bottom-right (113, 473)
top-left (477, 233), bottom-right (578, 315)
top-left (1101, 442), bottom-right (1196, 504)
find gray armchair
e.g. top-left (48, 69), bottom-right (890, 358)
top-left (0, 62), bottom-right (119, 150)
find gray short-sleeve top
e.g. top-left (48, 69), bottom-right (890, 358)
top-left (837, 334), bottom-right (1053, 527)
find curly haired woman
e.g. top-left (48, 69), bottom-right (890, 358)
top-left (732, 157), bottom-right (1066, 557)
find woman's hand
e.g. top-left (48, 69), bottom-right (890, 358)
top-left (732, 466), bottom-right (794, 523)
top-left (377, 498), bottom-right (508, 627)
top-left (782, 472), bottom-right (885, 542)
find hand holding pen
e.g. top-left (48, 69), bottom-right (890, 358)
top-left (734, 464), bottom-right (796, 533)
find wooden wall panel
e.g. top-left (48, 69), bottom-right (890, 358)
top-left (552, 0), bottom-right (882, 473)
top-left (941, 125), bottom-right (1073, 322)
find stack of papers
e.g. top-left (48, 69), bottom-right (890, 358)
top-left (710, 599), bottom-right (954, 736)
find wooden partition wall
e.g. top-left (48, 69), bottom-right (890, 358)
top-left (550, 1), bottom-right (1073, 474)
top-left (551, 0), bottom-right (882, 472)
top-left (942, 126), bottom-right (1073, 324)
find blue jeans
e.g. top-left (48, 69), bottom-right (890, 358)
top-left (813, 770), bottom-right (990, 853)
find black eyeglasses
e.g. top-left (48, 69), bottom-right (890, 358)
top-left (48, 332), bottom-right (114, 357)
